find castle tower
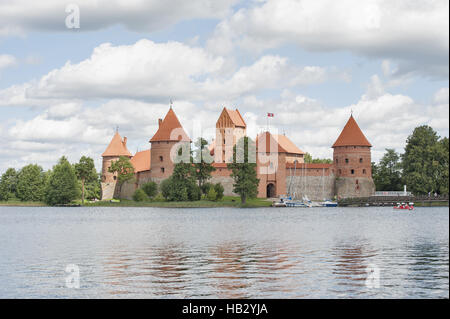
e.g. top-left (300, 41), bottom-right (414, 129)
top-left (101, 130), bottom-right (132, 199)
top-left (332, 114), bottom-right (375, 198)
top-left (214, 107), bottom-right (246, 163)
top-left (149, 107), bottom-right (190, 182)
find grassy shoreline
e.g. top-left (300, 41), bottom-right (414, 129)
top-left (0, 196), bottom-right (273, 208)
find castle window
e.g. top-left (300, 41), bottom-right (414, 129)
top-left (359, 158), bottom-right (363, 163)
top-left (159, 156), bottom-right (163, 162)
top-left (351, 169), bottom-right (355, 175)
top-left (336, 158), bottom-right (338, 164)
top-left (161, 167), bottom-right (165, 173)
top-left (345, 158), bottom-right (349, 164)
top-left (113, 176), bottom-right (117, 180)
top-left (338, 169), bottom-right (342, 175)
top-left (356, 179), bottom-right (359, 184)
top-left (363, 169), bottom-right (366, 174)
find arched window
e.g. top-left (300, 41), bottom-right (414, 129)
top-left (336, 158), bottom-right (339, 164)
top-left (345, 158), bottom-right (349, 164)
top-left (338, 169), bottom-right (342, 175)
top-left (161, 167), bottom-right (165, 173)
top-left (359, 158), bottom-right (363, 163)
top-left (159, 156), bottom-right (163, 162)
top-left (351, 169), bottom-right (355, 175)
top-left (363, 169), bottom-right (366, 174)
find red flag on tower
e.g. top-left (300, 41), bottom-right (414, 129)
top-left (267, 113), bottom-right (274, 117)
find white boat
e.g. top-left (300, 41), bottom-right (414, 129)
top-left (320, 200), bottom-right (338, 207)
top-left (285, 200), bottom-right (312, 208)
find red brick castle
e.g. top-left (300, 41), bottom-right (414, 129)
top-left (101, 106), bottom-right (375, 200)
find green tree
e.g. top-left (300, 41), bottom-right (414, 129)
top-left (108, 156), bottom-right (135, 196)
top-left (227, 137), bottom-right (259, 204)
top-left (45, 156), bottom-right (80, 206)
top-left (435, 137), bottom-right (449, 194)
top-left (133, 188), bottom-right (148, 202)
top-left (16, 164), bottom-right (46, 201)
top-left (193, 138), bottom-right (216, 190)
top-left (84, 173), bottom-right (101, 200)
top-left (159, 163), bottom-right (201, 201)
top-left (141, 181), bottom-right (158, 198)
top-left (214, 183), bottom-right (224, 201)
top-left (207, 187), bottom-right (217, 201)
top-left (402, 125), bottom-right (447, 195)
top-left (372, 149), bottom-right (403, 191)
top-left (304, 152), bottom-right (333, 164)
top-left (0, 168), bottom-right (18, 201)
top-left (74, 156), bottom-right (97, 204)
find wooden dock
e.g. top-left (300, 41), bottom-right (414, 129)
top-left (338, 195), bottom-right (449, 207)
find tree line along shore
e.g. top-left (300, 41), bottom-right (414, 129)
top-left (0, 125), bottom-right (448, 208)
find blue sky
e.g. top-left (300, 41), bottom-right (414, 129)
top-left (0, 0), bottom-right (448, 171)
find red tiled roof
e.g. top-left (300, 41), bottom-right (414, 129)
top-left (102, 132), bottom-right (132, 157)
top-left (256, 132), bottom-right (304, 154)
top-left (225, 108), bottom-right (246, 128)
top-left (332, 115), bottom-right (372, 147)
top-left (150, 108), bottom-right (190, 142)
top-left (276, 134), bottom-right (305, 155)
top-left (130, 149), bottom-right (151, 172)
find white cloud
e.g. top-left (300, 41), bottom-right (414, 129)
top-left (0, 54), bottom-right (17, 70)
top-left (0, 0), bottom-right (238, 36)
top-left (207, 0), bottom-right (449, 78)
top-left (0, 40), bottom-right (341, 106)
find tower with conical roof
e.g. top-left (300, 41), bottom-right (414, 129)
top-left (149, 106), bottom-right (191, 181)
top-left (101, 130), bottom-right (132, 199)
top-left (332, 114), bottom-right (375, 198)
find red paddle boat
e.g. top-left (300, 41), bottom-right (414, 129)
top-left (394, 202), bottom-right (414, 210)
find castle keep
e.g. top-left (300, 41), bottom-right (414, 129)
top-left (101, 107), bottom-right (375, 200)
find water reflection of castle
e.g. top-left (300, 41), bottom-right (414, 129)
top-left (101, 106), bottom-right (375, 200)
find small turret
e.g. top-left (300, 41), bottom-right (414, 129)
top-left (101, 131), bottom-right (132, 199)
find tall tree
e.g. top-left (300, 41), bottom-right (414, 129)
top-left (16, 164), bottom-right (46, 201)
top-left (0, 168), bottom-right (18, 201)
top-left (227, 137), bottom-right (259, 204)
top-left (193, 137), bottom-right (216, 191)
top-left (45, 156), bottom-right (80, 205)
top-left (435, 137), bottom-right (449, 194)
top-left (74, 156), bottom-right (98, 204)
top-left (108, 156), bottom-right (135, 196)
top-left (372, 149), bottom-right (403, 191)
top-left (402, 125), bottom-right (443, 195)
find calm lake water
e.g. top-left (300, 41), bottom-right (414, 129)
top-left (0, 206), bottom-right (448, 298)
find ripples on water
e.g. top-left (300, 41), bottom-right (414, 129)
top-left (0, 206), bottom-right (448, 298)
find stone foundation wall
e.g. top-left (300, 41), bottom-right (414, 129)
top-left (286, 174), bottom-right (336, 201)
top-left (101, 182), bottom-right (117, 200)
top-left (335, 177), bottom-right (375, 199)
top-left (210, 176), bottom-right (237, 196)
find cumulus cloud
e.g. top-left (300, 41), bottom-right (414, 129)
top-left (0, 0), bottom-right (238, 36)
top-left (0, 40), bottom-right (341, 106)
top-left (207, 0), bottom-right (449, 78)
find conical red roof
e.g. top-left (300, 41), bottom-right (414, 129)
top-left (332, 115), bottom-right (372, 147)
top-left (102, 131), bottom-right (132, 157)
top-left (150, 108), bottom-right (190, 142)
